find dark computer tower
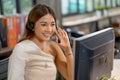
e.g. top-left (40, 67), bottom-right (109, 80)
top-left (0, 48), bottom-right (12, 79)
top-left (89, 43), bottom-right (114, 80)
top-left (0, 57), bottom-right (9, 79)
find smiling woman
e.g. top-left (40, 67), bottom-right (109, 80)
top-left (7, 4), bottom-right (73, 80)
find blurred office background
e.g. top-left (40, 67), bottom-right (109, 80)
top-left (0, 0), bottom-right (120, 80)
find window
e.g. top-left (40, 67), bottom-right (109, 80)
top-left (21, 0), bottom-right (32, 14)
top-left (112, 0), bottom-right (117, 7)
top-left (100, 0), bottom-right (105, 6)
top-left (87, 0), bottom-right (94, 12)
top-left (78, 0), bottom-right (86, 13)
top-left (94, 0), bottom-right (100, 9)
top-left (2, 0), bottom-right (16, 15)
top-left (117, 0), bottom-right (120, 6)
top-left (61, 0), bottom-right (118, 16)
top-left (106, 0), bottom-right (112, 8)
top-left (69, 0), bottom-right (77, 13)
top-left (61, 0), bottom-right (69, 15)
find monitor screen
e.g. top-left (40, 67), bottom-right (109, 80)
top-left (72, 28), bottom-right (115, 80)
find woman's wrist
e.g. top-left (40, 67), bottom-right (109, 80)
top-left (64, 46), bottom-right (72, 52)
top-left (64, 51), bottom-right (73, 57)
top-left (61, 44), bottom-right (73, 56)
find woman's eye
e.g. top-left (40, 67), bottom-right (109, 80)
top-left (41, 23), bottom-right (46, 26)
top-left (51, 23), bottom-right (55, 27)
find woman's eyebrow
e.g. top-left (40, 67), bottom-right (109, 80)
top-left (40, 22), bottom-right (47, 23)
top-left (51, 21), bottom-right (55, 23)
top-left (40, 21), bottom-right (55, 24)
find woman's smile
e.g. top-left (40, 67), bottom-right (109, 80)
top-left (42, 32), bottom-right (52, 38)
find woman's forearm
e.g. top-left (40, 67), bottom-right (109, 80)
top-left (66, 54), bottom-right (73, 80)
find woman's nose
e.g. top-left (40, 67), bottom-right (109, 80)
top-left (46, 26), bottom-right (52, 32)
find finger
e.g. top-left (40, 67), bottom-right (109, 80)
top-left (56, 28), bottom-right (67, 41)
top-left (56, 35), bottom-right (58, 43)
top-left (55, 31), bottom-right (60, 38)
top-left (57, 27), bottom-right (64, 36)
top-left (60, 28), bottom-right (67, 37)
top-left (62, 29), bottom-right (67, 36)
top-left (58, 30), bottom-right (63, 36)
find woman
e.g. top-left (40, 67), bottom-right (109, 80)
top-left (8, 4), bottom-right (73, 80)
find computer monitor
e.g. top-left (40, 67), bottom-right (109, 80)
top-left (72, 28), bottom-right (115, 80)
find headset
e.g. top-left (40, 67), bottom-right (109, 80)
top-left (26, 22), bottom-right (34, 31)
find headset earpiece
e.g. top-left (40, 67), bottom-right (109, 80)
top-left (26, 22), bottom-right (34, 31)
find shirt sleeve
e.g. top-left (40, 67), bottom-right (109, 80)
top-left (7, 44), bottom-right (28, 80)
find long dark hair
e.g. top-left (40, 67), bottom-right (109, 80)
top-left (19, 4), bottom-right (56, 42)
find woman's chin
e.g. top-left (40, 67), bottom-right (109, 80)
top-left (43, 37), bottom-right (51, 41)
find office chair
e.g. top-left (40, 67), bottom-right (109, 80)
top-left (0, 57), bottom-right (9, 80)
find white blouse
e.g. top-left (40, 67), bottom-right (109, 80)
top-left (8, 40), bottom-right (57, 80)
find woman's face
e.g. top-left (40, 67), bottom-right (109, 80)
top-left (33, 14), bottom-right (56, 41)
